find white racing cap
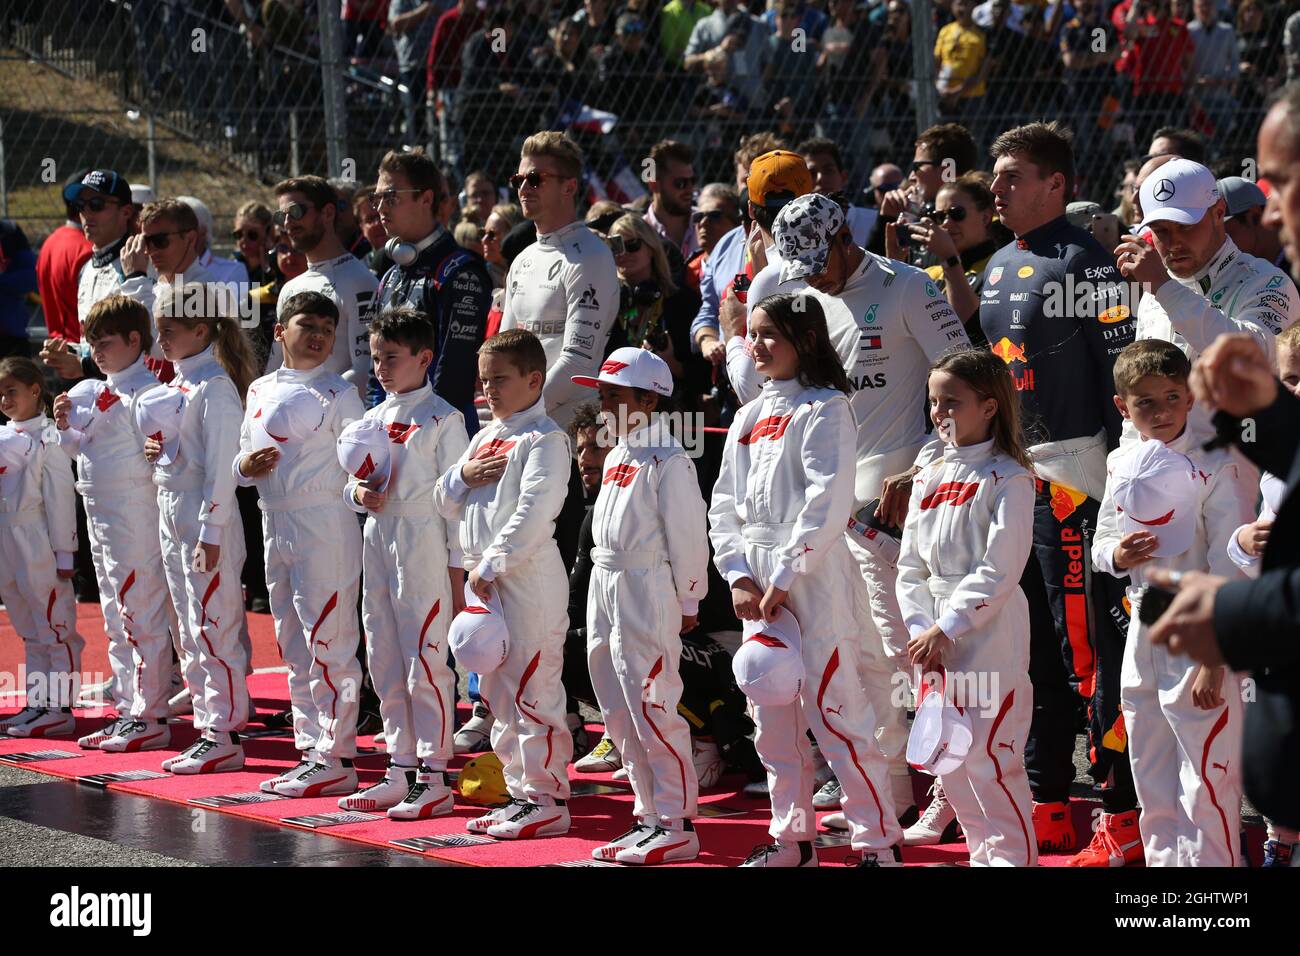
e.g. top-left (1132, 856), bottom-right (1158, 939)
top-left (336, 417), bottom-right (393, 492)
top-left (734, 607), bottom-right (805, 707)
top-left (65, 378), bottom-right (119, 434)
top-left (572, 347), bottom-right (673, 396)
top-left (449, 582), bottom-right (510, 674)
top-left (0, 425), bottom-right (37, 494)
top-left (250, 382), bottom-right (326, 467)
top-left (906, 673), bottom-right (974, 776)
top-left (1110, 439), bottom-right (1199, 559)
top-left (133, 384), bottom-right (187, 466)
top-left (1138, 158), bottom-right (1222, 231)
top-left (773, 193), bottom-right (846, 283)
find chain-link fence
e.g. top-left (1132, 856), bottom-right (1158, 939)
top-left (1, 0), bottom-right (1288, 250)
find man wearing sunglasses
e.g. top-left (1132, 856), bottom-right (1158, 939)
top-left (372, 148), bottom-right (492, 431)
top-left (645, 140), bottom-right (701, 261)
top-left (872, 124), bottom-right (978, 257)
top-left (117, 199), bottom-right (215, 321)
top-left (498, 131), bottom-right (618, 431)
top-left (685, 184), bottom-right (741, 292)
top-left (263, 176), bottom-right (378, 399)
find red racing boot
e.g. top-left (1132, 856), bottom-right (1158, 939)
top-left (1066, 809), bottom-right (1143, 867)
top-left (1032, 800), bottom-right (1077, 854)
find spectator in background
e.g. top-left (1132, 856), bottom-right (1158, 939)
top-left (177, 195), bottom-right (249, 287)
top-left (454, 218), bottom-right (483, 252)
top-left (660, 0), bottom-right (713, 66)
top-left (1238, 0), bottom-right (1285, 120)
top-left (686, 182), bottom-right (741, 291)
top-left (388, 0), bottom-right (440, 142)
top-left (817, 0), bottom-right (879, 188)
top-left (0, 221), bottom-right (37, 359)
top-left (1123, 0), bottom-right (1194, 150)
top-left (230, 201), bottom-right (275, 285)
top-left (354, 185), bottom-right (395, 279)
top-left (327, 178), bottom-right (373, 260)
top-left (585, 200), bottom-right (626, 236)
top-left (1061, 0), bottom-right (1121, 165)
top-left (763, 0), bottom-right (829, 41)
top-left (456, 4), bottom-right (532, 180)
top-left (481, 202), bottom-right (524, 288)
top-left (1113, 157), bottom-right (1144, 225)
top-left (35, 176), bottom-right (93, 346)
top-left (873, 123), bottom-right (979, 254)
top-left (571, 0), bottom-right (618, 60)
top-left (764, 1), bottom-right (822, 141)
top-left (606, 213), bottom-right (706, 407)
top-left (683, 0), bottom-right (771, 107)
top-left (863, 0), bottom-right (915, 162)
top-left (343, 0), bottom-right (388, 63)
top-left (429, 0), bottom-right (486, 177)
top-left (532, 16), bottom-right (598, 112)
top-left (691, 48), bottom-right (754, 123)
top-left (645, 140), bottom-right (700, 261)
top-left (600, 13), bottom-right (664, 141)
top-left (934, 0), bottom-right (989, 124)
top-left (867, 162), bottom-right (904, 208)
top-left (799, 136), bottom-right (877, 245)
top-left (1188, 0), bottom-right (1240, 146)
top-left (244, 228), bottom-right (306, 374)
top-left (460, 170), bottom-right (499, 225)
top-left (1148, 125), bottom-right (1209, 162)
top-left (1219, 175), bottom-right (1287, 271)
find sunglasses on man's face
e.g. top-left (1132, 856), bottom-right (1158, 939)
top-left (874, 180), bottom-right (903, 194)
top-left (483, 229), bottom-right (500, 241)
top-left (272, 202), bottom-right (314, 226)
top-left (510, 170), bottom-right (567, 191)
top-left (231, 228), bottom-right (264, 241)
top-left (143, 229), bottom-right (192, 251)
top-left (909, 160), bottom-right (938, 174)
top-left (75, 197), bottom-right (122, 213)
top-left (670, 176), bottom-right (697, 191)
top-left (691, 209), bottom-right (729, 225)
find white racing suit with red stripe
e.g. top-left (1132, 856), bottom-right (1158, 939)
top-left (587, 424), bottom-right (710, 826)
top-left (240, 367), bottom-right (365, 759)
top-left (0, 415), bottom-right (84, 709)
top-left (709, 377), bottom-right (901, 852)
top-left (435, 397), bottom-right (573, 800)
top-left (58, 356), bottom-right (170, 720)
top-left (436, 395), bottom-right (569, 801)
top-left (349, 385), bottom-right (467, 770)
top-left (1093, 434), bottom-right (1255, 866)
top-left (154, 348), bottom-right (249, 734)
top-left (896, 439), bottom-right (1038, 866)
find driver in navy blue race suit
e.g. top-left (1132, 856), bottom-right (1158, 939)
top-left (370, 228), bottom-right (492, 431)
top-left (979, 212), bottom-right (1139, 862)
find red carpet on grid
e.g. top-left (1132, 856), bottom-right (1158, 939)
top-left (1, 603), bottom-right (1259, 867)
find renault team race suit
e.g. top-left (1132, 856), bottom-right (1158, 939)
top-left (977, 213), bottom-right (1138, 815)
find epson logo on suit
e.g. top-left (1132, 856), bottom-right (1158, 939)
top-left (49, 886), bottom-right (151, 936)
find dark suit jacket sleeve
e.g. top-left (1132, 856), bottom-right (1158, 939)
top-left (1213, 386), bottom-right (1300, 479)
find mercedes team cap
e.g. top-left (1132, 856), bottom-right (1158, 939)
top-left (65, 378), bottom-right (118, 434)
top-left (63, 169), bottom-right (133, 205)
top-left (449, 582), bottom-right (510, 674)
top-left (774, 193), bottom-right (847, 283)
top-left (250, 382), bottom-right (326, 466)
top-left (748, 150), bottom-right (813, 210)
top-left (336, 417), bottom-right (393, 493)
top-left (907, 676), bottom-right (974, 776)
top-left (133, 383), bottom-right (187, 466)
top-left (572, 346), bottom-right (673, 396)
top-left (734, 607), bottom-right (805, 707)
top-left (1138, 158), bottom-right (1222, 231)
top-left (1110, 439), bottom-right (1200, 559)
top-left (1216, 176), bottom-right (1267, 220)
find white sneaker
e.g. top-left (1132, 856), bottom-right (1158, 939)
top-left (168, 736), bottom-right (245, 774)
top-left (261, 755), bottom-right (316, 794)
top-left (903, 781), bottom-right (961, 846)
top-left (487, 799), bottom-right (571, 839)
top-left (693, 737), bottom-right (725, 789)
top-left (742, 778), bottom-right (770, 798)
top-left (78, 716), bottom-right (127, 749)
top-left (372, 731), bottom-right (386, 746)
top-left (811, 746), bottom-right (835, 792)
top-left (100, 719), bottom-right (172, 753)
top-left (387, 769), bottom-right (455, 820)
top-left (453, 703), bottom-right (493, 754)
top-left (813, 777), bottom-right (843, 810)
top-left (615, 822), bottom-right (700, 865)
top-left (161, 739), bottom-right (206, 771)
top-left (611, 767), bottom-right (630, 781)
top-left (339, 765), bottom-right (417, 812)
top-left (821, 811), bottom-right (848, 831)
top-left (574, 736), bottom-right (622, 773)
top-left (739, 841), bottom-right (817, 867)
top-left (467, 798), bottom-right (522, 834)
top-left (8, 709), bottom-right (75, 738)
top-left (0, 706), bottom-right (43, 734)
top-left (275, 761), bottom-right (358, 799)
top-left (167, 687), bottom-right (193, 717)
top-left (591, 821), bottom-right (655, 861)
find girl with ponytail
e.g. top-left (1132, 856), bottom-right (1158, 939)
top-left (143, 283), bottom-right (251, 774)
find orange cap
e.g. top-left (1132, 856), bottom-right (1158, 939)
top-left (747, 150), bottom-right (813, 208)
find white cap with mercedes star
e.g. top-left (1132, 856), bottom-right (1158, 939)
top-left (1138, 158), bottom-right (1223, 231)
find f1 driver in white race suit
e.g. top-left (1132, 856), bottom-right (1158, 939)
top-left (1116, 157), bottom-right (1300, 445)
top-left (497, 132), bottom-right (619, 432)
top-left (765, 194), bottom-right (972, 825)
